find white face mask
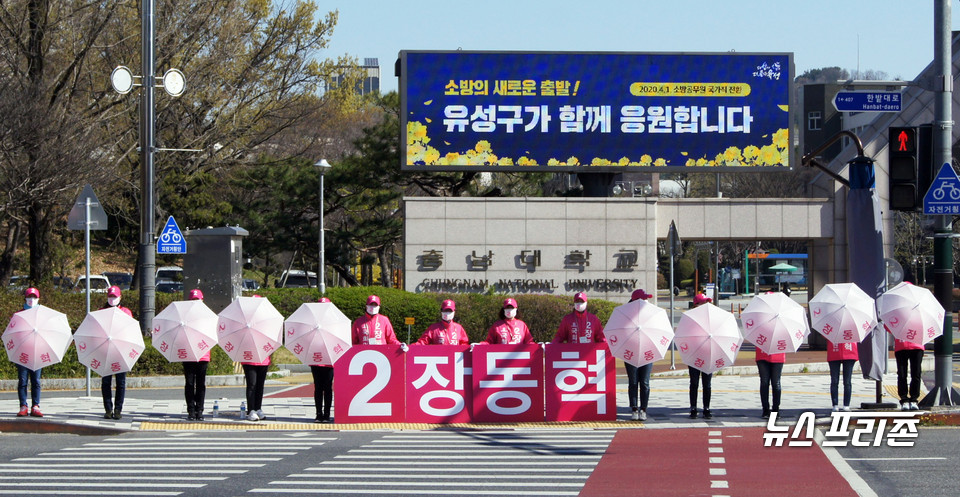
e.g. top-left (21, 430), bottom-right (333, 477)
top-left (108, 297), bottom-right (121, 307)
top-left (441, 310), bottom-right (455, 322)
top-left (574, 302), bottom-right (587, 313)
top-left (25, 298), bottom-right (38, 308)
top-left (504, 308), bottom-right (517, 319)
top-left (366, 305), bottom-right (380, 315)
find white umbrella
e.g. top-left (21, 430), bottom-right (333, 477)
top-left (603, 299), bottom-right (674, 367)
top-left (740, 292), bottom-right (810, 354)
top-left (675, 303), bottom-right (742, 374)
top-left (284, 302), bottom-right (352, 366)
top-left (152, 300), bottom-right (219, 362)
top-left (2, 305), bottom-right (72, 371)
top-left (74, 307), bottom-right (145, 376)
top-left (217, 296), bottom-right (283, 363)
top-left (809, 283), bottom-right (877, 344)
top-left (877, 281), bottom-right (944, 347)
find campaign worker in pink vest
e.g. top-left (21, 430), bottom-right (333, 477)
top-left (416, 299), bottom-right (470, 345)
top-left (183, 288), bottom-right (211, 421)
top-left (552, 292), bottom-right (605, 344)
top-left (352, 295), bottom-right (405, 348)
top-left (481, 298), bottom-right (535, 345)
top-left (827, 340), bottom-right (858, 411)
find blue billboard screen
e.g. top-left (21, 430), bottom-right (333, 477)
top-left (399, 51), bottom-right (793, 172)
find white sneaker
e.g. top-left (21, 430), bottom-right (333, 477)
top-left (639, 410), bottom-right (648, 422)
top-left (630, 411), bottom-right (639, 421)
top-left (900, 402), bottom-right (910, 411)
top-left (832, 405), bottom-right (840, 412)
top-left (909, 402), bottom-right (920, 411)
top-left (841, 406), bottom-right (851, 412)
top-left (256, 409), bottom-right (267, 420)
top-left (246, 411), bottom-right (259, 421)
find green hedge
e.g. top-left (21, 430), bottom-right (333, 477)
top-left (1, 286), bottom-right (621, 378)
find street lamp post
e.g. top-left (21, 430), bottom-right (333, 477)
top-left (315, 160), bottom-right (332, 294)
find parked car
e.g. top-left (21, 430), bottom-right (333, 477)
top-left (242, 278), bottom-right (261, 291)
top-left (7, 275), bottom-right (28, 291)
top-left (75, 275), bottom-right (111, 293)
top-left (155, 279), bottom-right (184, 294)
top-left (155, 266), bottom-right (183, 282)
top-left (103, 271), bottom-right (134, 290)
top-left (275, 270), bottom-right (317, 288)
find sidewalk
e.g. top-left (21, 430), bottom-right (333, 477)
top-left (1, 362), bottom-right (954, 434)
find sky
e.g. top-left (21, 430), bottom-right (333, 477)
top-left (322, 0), bottom-right (959, 94)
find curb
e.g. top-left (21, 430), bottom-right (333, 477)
top-left (0, 419), bottom-right (127, 436)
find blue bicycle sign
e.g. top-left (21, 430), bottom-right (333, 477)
top-left (923, 163), bottom-right (960, 215)
top-left (157, 216), bottom-right (187, 254)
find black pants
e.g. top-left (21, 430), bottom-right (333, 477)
top-left (895, 349), bottom-right (924, 403)
top-left (757, 360), bottom-right (783, 411)
top-left (242, 364), bottom-right (268, 411)
top-left (688, 367), bottom-right (712, 410)
top-left (310, 366), bottom-right (334, 419)
top-left (102, 372), bottom-right (126, 413)
top-left (624, 362), bottom-right (652, 410)
top-left (183, 361), bottom-right (209, 414)
top-left (829, 359), bottom-right (856, 407)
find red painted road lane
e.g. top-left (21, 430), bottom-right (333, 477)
top-left (580, 427), bottom-right (860, 497)
top-left (266, 384), bottom-right (315, 398)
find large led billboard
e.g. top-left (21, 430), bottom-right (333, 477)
top-left (399, 51), bottom-right (794, 172)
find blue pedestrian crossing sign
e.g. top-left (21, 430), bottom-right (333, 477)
top-left (923, 163), bottom-right (960, 215)
top-left (157, 216), bottom-right (187, 254)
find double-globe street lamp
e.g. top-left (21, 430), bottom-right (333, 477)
top-left (315, 159), bottom-right (332, 294)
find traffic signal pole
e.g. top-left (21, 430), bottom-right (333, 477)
top-left (921, 0), bottom-right (959, 407)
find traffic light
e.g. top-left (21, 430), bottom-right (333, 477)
top-left (888, 126), bottom-right (919, 211)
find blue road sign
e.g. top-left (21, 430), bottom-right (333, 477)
top-left (923, 163), bottom-right (960, 215)
top-left (832, 91), bottom-right (902, 112)
top-left (157, 216), bottom-right (187, 254)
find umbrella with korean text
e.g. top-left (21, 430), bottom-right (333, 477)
top-left (740, 292), bottom-right (810, 354)
top-left (675, 303), bottom-right (743, 374)
top-left (809, 282), bottom-right (877, 344)
top-left (2, 305), bottom-right (72, 371)
top-left (74, 307), bottom-right (145, 376)
top-left (283, 301), bottom-right (352, 366)
top-left (877, 281), bottom-right (944, 347)
top-left (152, 300), bottom-right (219, 362)
top-left (217, 296), bottom-right (283, 363)
top-left (603, 298), bottom-right (674, 367)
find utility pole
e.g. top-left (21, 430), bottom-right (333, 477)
top-left (921, 0), bottom-right (959, 406)
top-left (138, 0), bottom-right (157, 336)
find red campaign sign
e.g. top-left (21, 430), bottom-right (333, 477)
top-left (471, 344), bottom-right (544, 423)
top-left (334, 345), bottom-right (405, 423)
top-left (544, 343), bottom-right (616, 422)
top-left (405, 345), bottom-right (472, 423)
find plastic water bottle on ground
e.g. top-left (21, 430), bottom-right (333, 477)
top-left (240, 401), bottom-right (246, 419)
top-left (213, 401), bottom-right (219, 418)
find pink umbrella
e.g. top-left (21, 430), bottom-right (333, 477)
top-left (809, 283), bottom-right (877, 344)
top-left (217, 296), bottom-right (283, 363)
top-left (603, 299), bottom-right (674, 367)
top-left (877, 281), bottom-right (944, 347)
top-left (675, 303), bottom-right (742, 374)
top-left (152, 300), bottom-right (219, 362)
top-left (2, 305), bottom-right (72, 371)
top-left (740, 292), bottom-right (810, 354)
top-left (74, 307), bottom-right (145, 377)
top-left (283, 302), bottom-right (352, 366)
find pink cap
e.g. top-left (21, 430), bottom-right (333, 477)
top-left (573, 292), bottom-right (588, 302)
top-left (441, 299), bottom-right (456, 311)
top-left (630, 289), bottom-right (652, 301)
top-left (367, 295), bottom-right (381, 305)
top-left (693, 293), bottom-right (713, 305)
top-left (107, 286), bottom-right (122, 297)
top-left (318, 297), bottom-right (332, 303)
top-left (188, 289), bottom-right (203, 300)
top-left (24, 287), bottom-right (39, 299)
top-left (503, 298), bottom-right (518, 309)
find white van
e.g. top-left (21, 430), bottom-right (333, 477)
top-left (155, 266), bottom-right (183, 282)
top-left (75, 275), bottom-right (111, 293)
